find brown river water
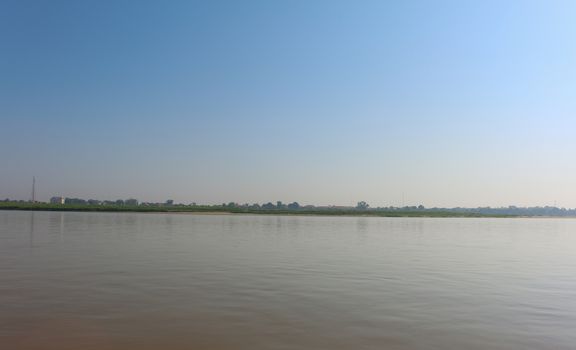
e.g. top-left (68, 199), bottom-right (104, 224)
top-left (1, 211), bottom-right (575, 349)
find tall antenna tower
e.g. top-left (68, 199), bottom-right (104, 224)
top-left (31, 176), bottom-right (36, 203)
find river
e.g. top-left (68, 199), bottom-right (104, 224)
top-left (1, 211), bottom-right (575, 349)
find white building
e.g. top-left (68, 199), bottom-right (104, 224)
top-left (50, 196), bottom-right (64, 205)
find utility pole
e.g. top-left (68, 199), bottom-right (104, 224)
top-left (31, 176), bottom-right (36, 203)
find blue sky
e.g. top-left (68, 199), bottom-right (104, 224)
top-left (1, 0), bottom-right (575, 207)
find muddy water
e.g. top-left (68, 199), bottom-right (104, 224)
top-left (1, 211), bottom-right (575, 349)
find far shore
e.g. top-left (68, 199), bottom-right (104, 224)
top-left (3, 202), bottom-right (575, 219)
top-left (0, 202), bottom-right (523, 218)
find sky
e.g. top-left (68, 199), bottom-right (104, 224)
top-left (1, 0), bottom-right (575, 207)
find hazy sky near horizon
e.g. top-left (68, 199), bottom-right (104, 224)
top-left (1, 0), bottom-right (575, 207)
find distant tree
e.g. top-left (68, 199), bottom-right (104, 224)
top-left (262, 202), bottom-right (275, 210)
top-left (276, 201), bottom-right (285, 209)
top-left (287, 202), bottom-right (300, 210)
top-left (65, 198), bottom-right (87, 205)
top-left (417, 205), bottom-right (425, 210)
top-left (125, 199), bottom-right (139, 206)
top-left (356, 201), bottom-right (369, 210)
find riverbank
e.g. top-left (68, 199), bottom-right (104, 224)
top-left (0, 202), bottom-right (514, 218)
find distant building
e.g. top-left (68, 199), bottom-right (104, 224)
top-left (50, 196), bottom-right (64, 205)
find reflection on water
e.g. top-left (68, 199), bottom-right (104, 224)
top-left (1, 211), bottom-right (576, 350)
top-left (29, 211), bottom-right (34, 247)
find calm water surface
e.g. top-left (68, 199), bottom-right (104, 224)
top-left (1, 211), bottom-right (575, 349)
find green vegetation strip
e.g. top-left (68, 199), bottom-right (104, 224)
top-left (0, 202), bottom-right (513, 218)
